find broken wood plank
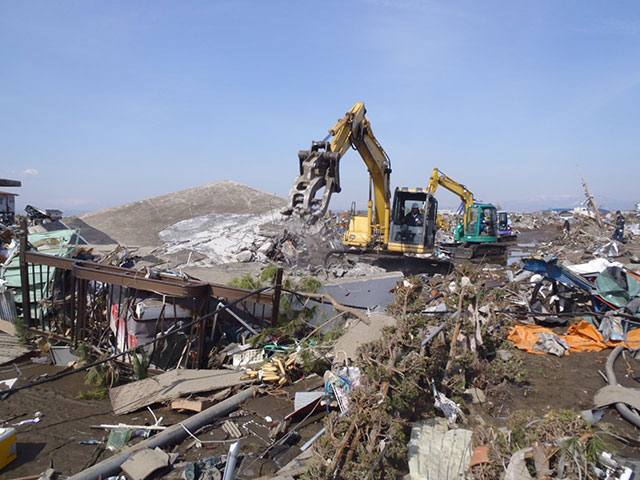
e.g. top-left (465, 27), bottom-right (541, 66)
top-left (290, 291), bottom-right (370, 325)
top-left (109, 369), bottom-right (251, 415)
top-left (0, 319), bottom-right (16, 336)
top-left (170, 387), bottom-right (232, 412)
top-left (0, 332), bottom-right (31, 365)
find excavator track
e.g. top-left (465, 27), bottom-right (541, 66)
top-left (324, 248), bottom-right (454, 276)
top-left (439, 242), bottom-right (507, 260)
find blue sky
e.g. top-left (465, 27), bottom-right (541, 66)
top-left (1, 0), bottom-right (639, 214)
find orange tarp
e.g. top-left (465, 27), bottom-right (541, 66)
top-left (508, 321), bottom-right (640, 355)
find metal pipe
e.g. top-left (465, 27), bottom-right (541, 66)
top-left (19, 219), bottom-right (32, 327)
top-left (421, 320), bottom-right (447, 346)
top-left (300, 411), bottom-right (348, 451)
top-left (68, 387), bottom-right (257, 480)
top-left (222, 440), bottom-right (241, 480)
top-left (219, 301), bottom-right (259, 335)
top-left (604, 345), bottom-right (640, 428)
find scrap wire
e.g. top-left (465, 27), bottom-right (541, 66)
top-left (179, 422), bottom-right (244, 448)
top-left (147, 406), bottom-right (162, 426)
top-left (281, 287), bottom-right (369, 311)
top-left (237, 399), bottom-right (324, 476)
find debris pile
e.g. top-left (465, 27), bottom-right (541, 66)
top-left (158, 210), bottom-right (384, 277)
top-left (3, 179), bottom-right (640, 479)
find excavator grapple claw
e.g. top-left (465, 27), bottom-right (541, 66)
top-left (282, 141), bottom-right (341, 224)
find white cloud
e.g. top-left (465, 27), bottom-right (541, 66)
top-left (24, 168), bottom-right (39, 175)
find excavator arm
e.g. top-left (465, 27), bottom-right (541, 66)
top-left (426, 169), bottom-right (475, 212)
top-left (283, 103), bottom-right (392, 230)
top-left (426, 168), bottom-right (476, 232)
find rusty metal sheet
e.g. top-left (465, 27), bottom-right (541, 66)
top-left (209, 284), bottom-right (273, 305)
top-left (24, 251), bottom-right (74, 270)
top-left (25, 253), bottom-right (272, 303)
top-left (73, 261), bottom-right (210, 298)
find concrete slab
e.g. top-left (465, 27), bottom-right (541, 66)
top-left (332, 313), bottom-right (397, 361)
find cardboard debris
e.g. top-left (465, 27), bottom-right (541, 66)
top-left (109, 369), bottom-right (250, 415)
top-left (505, 447), bottom-right (534, 480)
top-left (121, 447), bottom-right (171, 480)
top-left (594, 384), bottom-right (640, 411)
top-left (170, 387), bottom-right (231, 412)
top-left (469, 445), bottom-right (490, 467)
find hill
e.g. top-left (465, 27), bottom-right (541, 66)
top-left (64, 180), bottom-right (286, 247)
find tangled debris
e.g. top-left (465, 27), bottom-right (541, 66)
top-left (3, 202), bottom-right (640, 479)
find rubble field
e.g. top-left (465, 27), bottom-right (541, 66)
top-left (2, 181), bottom-right (640, 479)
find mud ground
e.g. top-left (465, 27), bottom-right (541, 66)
top-left (3, 347), bottom-right (639, 479)
top-left (480, 350), bottom-right (640, 456)
top-left (0, 359), bottom-right (323, 479)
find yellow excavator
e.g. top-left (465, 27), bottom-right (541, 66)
top-left (282, 102), bottom-right (438, 255)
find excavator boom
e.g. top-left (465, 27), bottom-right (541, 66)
top-left (283, 103), bottom-right (438, 256)
top-left (283, 103), bottom-right (391, 230)
top-left (426, 169), bottom-right (475, 212)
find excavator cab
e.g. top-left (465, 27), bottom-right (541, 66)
top-left (496, 210), bottom-right (518, 241)
top-left (497, 211), bottom-right (509, 232)
top-left (388, 189), bottom-right (438, 253)
top-left (455, 204), bottom-right (498, 243)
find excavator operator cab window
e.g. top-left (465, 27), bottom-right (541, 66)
top-left (498, 211), bottom-right (508, 231)
top-left (479, 206), bottom-right (497, 237)
top-left (467, 208), bottom-right (479, 236)
top-left (390, 190), bottom-right (437, 248)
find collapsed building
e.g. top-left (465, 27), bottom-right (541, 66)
top-left (1, 179), bottom-right (640, 479)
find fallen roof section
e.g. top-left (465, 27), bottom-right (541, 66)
top-left (109, 368), bottom-right (252, 414)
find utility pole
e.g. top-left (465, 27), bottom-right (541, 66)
top-left (578, 168), bottom-right (603, 226)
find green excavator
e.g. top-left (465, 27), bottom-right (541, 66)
top-left (426, 169), bottom-right (507, 258)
